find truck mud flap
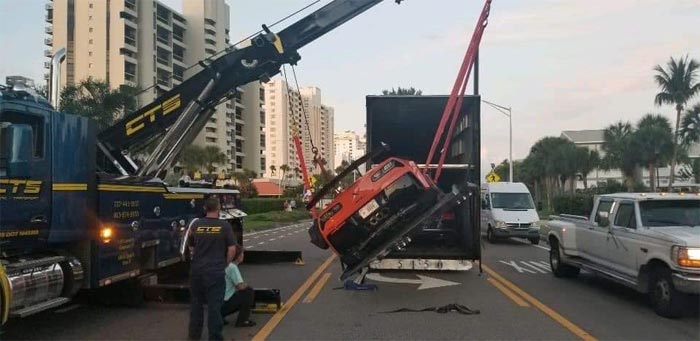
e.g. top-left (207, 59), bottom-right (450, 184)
top-left (340, 185), bottom-right (469, 281)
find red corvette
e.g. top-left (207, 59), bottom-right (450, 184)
top-left (308, 146), bottom-right (467, 280)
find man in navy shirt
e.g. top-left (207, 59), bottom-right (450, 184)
top-left (187, 196), bottom-right (236, 341)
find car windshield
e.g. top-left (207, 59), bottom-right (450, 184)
top-left (491, 192), bottom-right (535, 210)
top-left (639, 200), bottom-right (700, 227)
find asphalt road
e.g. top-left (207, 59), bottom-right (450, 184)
top-left (2, 223), bottom-right (698, 340)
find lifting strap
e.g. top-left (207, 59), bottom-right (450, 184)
top-left (424, 0), bottom-right (491, 183)
top-left (381, 303), bottom-right (480, 315)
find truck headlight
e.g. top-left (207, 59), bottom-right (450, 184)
top-left (531, 221), bottom-right (541, 230)
top-left (672, 246), bottom-right (700, 268)
top-left (495, 220), bottom-right (507, 229)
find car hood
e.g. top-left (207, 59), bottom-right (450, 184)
top-left (650, 226), bottom-right (700, 246)
top-left (491, 209), bottom-right (540, 224)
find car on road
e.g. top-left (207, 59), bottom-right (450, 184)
top-left (481, 182), bottom-right (541, 244)
top-left (544, 193), bottom-right (700, 317)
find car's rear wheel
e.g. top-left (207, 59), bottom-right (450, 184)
top-left (549, 239), bottom-right (579, 278)
top-left (649, 266), bottom-right (684, 318)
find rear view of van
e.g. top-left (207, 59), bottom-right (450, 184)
top-left (480, 182), bottom-right (541, 244)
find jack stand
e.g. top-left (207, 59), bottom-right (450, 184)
top-left (343, 267), bottom-right (378, 291)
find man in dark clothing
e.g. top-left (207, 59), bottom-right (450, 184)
top-left (187, 196), bottom-right (236, 341)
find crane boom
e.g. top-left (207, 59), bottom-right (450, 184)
top-left (97, 0), bottom-right (386, 177)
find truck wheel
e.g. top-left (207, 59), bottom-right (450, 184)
top-left (549, 239), bottom-right (579, 278)
top-left (487, 228), bottom-right (497, 244)
top-left (649, 266), bottom-right (684, 318)
top-left (529, 237), bottom-right (540, 245)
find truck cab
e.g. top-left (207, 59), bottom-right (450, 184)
top-left (480, 182), bottom-right (541, 244)
top-left (545, 193), bottom-right (700, 318)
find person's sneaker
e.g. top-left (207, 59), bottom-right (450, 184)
top-left (235, 320), bottom-right (256, 327)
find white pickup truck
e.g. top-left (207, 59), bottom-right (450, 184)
top-left (544, 193), bottom-right (700, 318)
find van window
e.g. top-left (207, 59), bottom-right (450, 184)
top-left (0, 111), bottom-right (45, 159)
top-left (491, 193), bottom-right (534, 210)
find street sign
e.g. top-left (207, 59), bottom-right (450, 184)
top-left (486, 171), bottom-right (501, 183)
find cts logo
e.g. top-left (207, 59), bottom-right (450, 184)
top-left (125, 94), bottom-right (181, 136)
top-left (0, 179), bottom-right (42, 195)
top-left (195, 226), bottom-right (222, 234)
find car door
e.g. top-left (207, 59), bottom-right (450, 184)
top-left (576, 198), bottom-right (613, 265)
top-left (607, 200), bottom-right (640, 277)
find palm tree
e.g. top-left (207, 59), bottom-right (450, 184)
top-left (202, 145), bottom-right (227, 174)
top-left (654, 56), bottom-right (700, 189)
top-left (575, 148), bottom-right (600, 190)
top-left (279, 164), bottom-right (290, 188)
top-left (59, 77), bottom-right (139, 130)
top-left (601, 121), bottom-right (638, 192)
top-left (179, 145), bottom-right (205, 174)
top-left (632, 114), bottom-right (674, 192)
top-left (269, 165), bottom-right (277, 176)
top-left (681, 103), bottom-right (700, 146)
top-left (528, 136), bottom-right (570, 209)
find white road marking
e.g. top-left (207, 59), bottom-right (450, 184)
top-left (366, 273), bottom-right (460, 290)
top-left (499, 260), bottom-right (537, 274)
top-left (534, 245), bottom-right (550, 251)
top-left (257, 241), bottom-right (265, 245)
top-left (269, 237), bottom-right (277, 241)
top-left (54, 304), bottom-right (82, 313)
top-left (287, 233), bottom-right (293, 236)
top-left (521, 261), bottom-right (549, 273)
top-left (245, 245), bottom-right (254, 249)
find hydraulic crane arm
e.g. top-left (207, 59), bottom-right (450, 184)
top-left (97, 0), bottom-right (388, 177)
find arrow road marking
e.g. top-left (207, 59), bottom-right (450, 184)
top-left (365, 273), bottom-right (460, 290)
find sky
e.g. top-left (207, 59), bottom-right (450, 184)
top-left (2, 0), bottom-right (700, 179)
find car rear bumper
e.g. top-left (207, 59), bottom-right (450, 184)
top-left (672, 272), bottom-right (700, 294)
top-left (492, 228), bottom-right (539, 239)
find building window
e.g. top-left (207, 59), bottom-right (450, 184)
top-left (89, 27), bottom-right (93, 33)
top-left (89, 39), bottom-right (93, 44)
top-left (88, 63), bottom-right (93, 68)
top-left (206, 137), bottom-right (217, 143)
top-left (206, 127), bottom-right (216, 133)
top-left (89, 3), bottom-right (93, 9)
top-left (89, 51), bottom-right (93, 56)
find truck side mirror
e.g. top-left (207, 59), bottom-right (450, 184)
top-left (597, 211), bottom-right (610, 227)
top-left (0, 124), bottom-right (34, 178)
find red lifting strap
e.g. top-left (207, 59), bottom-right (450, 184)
top-left (424, 0), bottom-right (491, 183)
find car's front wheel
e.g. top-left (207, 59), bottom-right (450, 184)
top-left (487, 227), bottom-right (497, 244)
top-left (649, 266), bottom-right (685, 318)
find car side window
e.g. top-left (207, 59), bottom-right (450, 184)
top-left (594, 200), bottom-right (613, 223)
top-left (614, 202), bottom-right (636, 229)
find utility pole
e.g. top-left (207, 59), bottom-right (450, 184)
top-left (482, 99), bottom-right (513, 182)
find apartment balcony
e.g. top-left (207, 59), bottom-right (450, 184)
top-left (173, 36), bottom-right (186, 47)
top-left (44, 37), bottom-right (53, 46)
top-left (44, 73), bottom-right (50, 81)
top-left (44, 49), bottom-right (53, 57)
top-left (45, 26), bottom-right (52, 34)
top-left (45, 12), bottom-right (53, 23)
top-left (45, 3), bottom-right (53, 10)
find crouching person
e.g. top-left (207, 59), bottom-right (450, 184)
top-left (222, 246), bottom-right (256, 327)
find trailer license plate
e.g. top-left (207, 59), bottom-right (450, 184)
top-left (359, 199), bottom-right (380, 219)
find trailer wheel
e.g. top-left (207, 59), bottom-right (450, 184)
top-left (649, 265), bottom-right (684, 318)
top-left (549, 239), bottom-right (579, 278)
top-left (486, 227), bottom-right (497, 244)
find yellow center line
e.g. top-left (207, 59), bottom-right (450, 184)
top-left (252, 254), bottom-right (336, 341)
top-left (303, 272), bottom-right (332, 304)
top-left (487, 277), bottom-right (530, 307)
top-left (482, 263), bottom-right (597, 341)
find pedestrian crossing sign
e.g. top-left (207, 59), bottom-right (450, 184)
top-left (486, 171), bottom-right (501, 183)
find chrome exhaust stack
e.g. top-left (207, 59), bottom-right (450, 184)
top-left (48, 48), bottom-right (66, 108)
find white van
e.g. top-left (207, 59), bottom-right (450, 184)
top-left (480, 182), bottom-right (541, 244)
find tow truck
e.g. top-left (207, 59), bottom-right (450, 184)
top-left (0, 0), bottom-right (406, 324)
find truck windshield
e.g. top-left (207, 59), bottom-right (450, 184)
top-left (639, 200), bottom-right (700, 227)
top-left (491, 193), bottom-right (535, 210)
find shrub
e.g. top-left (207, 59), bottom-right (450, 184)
top-left (241, 197), bottom-right (294, 214)
top-left (552, 193), bottom-right (594, 216)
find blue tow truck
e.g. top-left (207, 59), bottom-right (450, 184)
top-left (0, 0), bottom-right (395, 324)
